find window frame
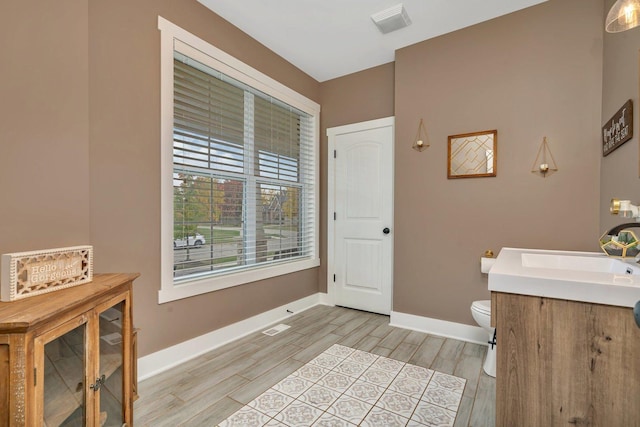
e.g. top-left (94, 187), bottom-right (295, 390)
top-left (158, 17), bottom-right (320, 303)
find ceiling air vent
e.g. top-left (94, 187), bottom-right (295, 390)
top-left (371, 3), bottom-right (412, 34)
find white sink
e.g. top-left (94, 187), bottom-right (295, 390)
top-left (520, 252), bottom-right (640, 275)
top-left (489, 248), bottom-right (640, 307)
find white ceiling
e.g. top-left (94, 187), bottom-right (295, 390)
top-left (197, 0), bottom-right (548, 82)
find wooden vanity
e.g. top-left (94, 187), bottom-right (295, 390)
top-left (492, 291), bottom-right (640, 426)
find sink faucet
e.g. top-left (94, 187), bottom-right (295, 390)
top-left (604, 222), bottom-right (640, 236)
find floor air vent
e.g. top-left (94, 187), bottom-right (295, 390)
top-left (262, 323), bottom-right (291, 336)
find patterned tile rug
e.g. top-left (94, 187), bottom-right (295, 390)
top-left (219, 344), bottom-right (466, 426)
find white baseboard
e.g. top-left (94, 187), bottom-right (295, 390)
top-left (137, 299), bottom-right (485, 381)
top-left (138, 292), bottom-right (330, 380)
top-left (390, 311), bottom-right (488, 345)
top-left (317, 291), bottom-right (332, 306)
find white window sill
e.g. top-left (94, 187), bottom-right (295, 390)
top-left (158, 257), bottom-right (320, 303)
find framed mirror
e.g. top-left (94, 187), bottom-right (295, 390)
top-left (447, 129), bottom-right (497, 179)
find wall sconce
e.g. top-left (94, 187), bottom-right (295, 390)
top-left (606, 0), bottom-right (640, 33)
top-left (610, 198), bottom-right (640, 218)
top-left (531, 136), bottom-right (558, 178)
top-left (412, 119), bottom-right (430, 152)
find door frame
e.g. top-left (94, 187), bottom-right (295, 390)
top-left (326, 116), bottom-right (395, 309)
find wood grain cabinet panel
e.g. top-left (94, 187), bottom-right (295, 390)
top-left (494, 292), bottom-right (640, 427)
top-left (0, 273), bottom-right (138, 427)
top-left (0, 340), bottom-right (8, 426)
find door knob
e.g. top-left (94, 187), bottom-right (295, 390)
top-left (634, 300), bottom-right (640, 328)
top-left (383, 227), bottom-right (390, 235)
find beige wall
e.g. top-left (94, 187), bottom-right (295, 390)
top-left (393, 0), bottom-right (603, 325)
top-left (318, 63), bottom-right (396, 291)
top-left (2, 0), bottom-right (321, 361)
top-left (0, 1), bottom-right (90, 257)
top-left (88, 0), bottom-right (320, 357)
top-left (600, 0), bottom-right (640, 233)
top-left (3, 0), bottom-right (622, 360)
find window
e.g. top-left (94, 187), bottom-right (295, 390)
top-left (159, 18), bottom-right (320, 303)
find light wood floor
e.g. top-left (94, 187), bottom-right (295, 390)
top-left (134, 305), bottom-right (495, 426)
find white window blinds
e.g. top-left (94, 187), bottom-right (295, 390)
top-left (172, 54), bottom-right (317, 283)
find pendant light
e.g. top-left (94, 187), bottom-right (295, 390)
top-left (606, 0), bottom-right (640, 33)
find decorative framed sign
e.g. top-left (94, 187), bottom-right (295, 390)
top-left (1, 246), bottom-right (93, 302)
top-left (602, 99), bottom-right (633, 156)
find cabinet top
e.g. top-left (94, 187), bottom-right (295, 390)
top-left (0, 273), bottom-right (139, 333)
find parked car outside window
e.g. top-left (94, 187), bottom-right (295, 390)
top-left (174, 233), bottom-right (205, 248)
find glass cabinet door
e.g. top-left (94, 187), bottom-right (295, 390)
top-left (34, 291), bottom-right (131, 427)
top-left (97, 301), bottom-right (125, 427)
top-left (41, 321), bottom-right (87, 426)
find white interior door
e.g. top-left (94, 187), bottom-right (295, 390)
top-left (327, 117), bottom-right (394, 315)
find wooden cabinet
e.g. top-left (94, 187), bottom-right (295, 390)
top-left (493, 292), bottom-right (640, 426)
top-left (0, 273), bottom-right (138, 427)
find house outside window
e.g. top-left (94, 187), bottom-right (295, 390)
top-left (159, 18), bottom-right (320, 303)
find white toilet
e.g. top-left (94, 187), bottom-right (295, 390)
top-left (471, 300), bottom-right (496, 377)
